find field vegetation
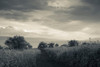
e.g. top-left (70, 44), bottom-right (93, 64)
top-left (0, 36), bottom-right (100, 67)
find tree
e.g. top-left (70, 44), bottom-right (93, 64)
top-left (68, 40), bottom-right (78, 47)
top-left (5, 36), bottom-right (32, 49)
top-left (55, 43), bottom-right (59, 47)
top-left (48, 43), bottom-right (55, 48)
top-left (38, 42), bottom-right (47, 49)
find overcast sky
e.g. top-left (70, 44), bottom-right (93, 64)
top-left (0, 0), bottom-right (100, 40)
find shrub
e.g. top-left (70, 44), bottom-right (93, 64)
top-left (55, 44), bottom-right (59, 47)
top-left (68, 40), bottom-right (79, 47)
top-left (48, 43), bottom-right (55, 48)
top-left (38, 42), bottom-right (47, 49)
top-left (5, 36), bottom-right (32, 50)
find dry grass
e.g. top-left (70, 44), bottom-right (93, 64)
top-left (45, 44), bottom-right (100, 67)
top-left (0, 49), bottom-right (40, 67)
top-left (0, 44), bottom-right (100, 67)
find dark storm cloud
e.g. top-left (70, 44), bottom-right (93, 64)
top-left (49, 0), bottom-right (100, 22)
top-left (70, 0), bottom-right (100, 22)
top-left (0, 0), bottom-right (100, 39)
top-left (0, 10), bottom-right (31, 21)
top-left (82, 0), bottom-right (100, 6)
top-left (0, 0), bottom-right (49, 11)
top-left (1, 0), bottom-right (100, 22)
top-left (0, 0), bottom-right (51, 21)
top-left (67, 6), bottom-right (100, 22)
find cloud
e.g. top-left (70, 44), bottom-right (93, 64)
top-left (0, 26), bottom-right (25, 36)
top-left (0, 25), bottom-right (89, 40)
top-left (0, 0), bottom-right (100, 40)
top-left (82, 0), bottom-right (100, 6)
top-left (0, 0), bottom-right (58, 21)
top-left (48, 0), bottom-right (82, 8)
top-left (42, 0), bottom-right (100, 33)
top-left (0, 10), bottom-right (31, 21)
top-left (49, 0), bottom-right (100, 22)
top-left (0, 0), bottom-right (49, 11)
top-left (0, 18), bottom-right (91, 40)
top-left (0, 0), bottom-right (100, 22)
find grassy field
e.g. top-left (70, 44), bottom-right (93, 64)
top-left (45, 44), bottom-right (100, 67)
top-left (0, 44), bottom-right (100, 67)
top-left (0, 49), bottom-right (41, 67)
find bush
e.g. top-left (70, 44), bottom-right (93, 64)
top-left (38, 42), bottom-right (47, 49)
top-left (48, 43), bottom-right (55, 48)
top-left (5, 36), bottom-right (32, 50)
top-left (68, 40), bottom-right (79, 47)
top-left (55, 44), bottom-right (59, 47)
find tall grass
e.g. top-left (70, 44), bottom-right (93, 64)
top-left (0, 49), bottom-right (40, 67)
top-left (0, 44), bottom-right (100, 67)
top-left (45, 44), bottom-right (100, 67)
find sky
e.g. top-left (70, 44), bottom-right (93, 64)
top-left (0, 0), bottom-right (100, 40)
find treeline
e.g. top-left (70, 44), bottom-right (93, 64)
top-left (0, 35), bottom-right (99, 50)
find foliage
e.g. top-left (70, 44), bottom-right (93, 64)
top-left (0, 49), bottom-right (40, 67)
top-left (2, 37), bottom-right (100, 67)
top-left (48, 43), bottom-right (55, 48)
top-left (1, 42), bottom-right (100, 67)
top-left (45, 44), bottom-right (100, 67)
top-left (5, 36), bottom-right (32, 50)
top-left (68, 40), bottom-right (79, 47)
top-left (38, 42), bottom-right (47, 49)
top-left (55, 44), bottom-right (59, 47)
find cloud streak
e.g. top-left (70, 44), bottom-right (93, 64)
top-left (0, 18), bottom-right (91, 40)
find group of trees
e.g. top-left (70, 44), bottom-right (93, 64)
top-left (38, 42), bottom-right (59, 49)
top-left (0, 36), bottom-right (59, 50)
top-left (68, 40), bottom-right (79, 47)
top-left (4, 36), bottom-right (32, 50)
top-left (0, 35), bottom-right (92, 50)
top-left (38, 40), bottom-right (79, 49)
top-left (0, 35), bottom-right (80, 50)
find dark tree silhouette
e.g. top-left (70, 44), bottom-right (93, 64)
top-left (68, 40), bottom-right (78, 47)
top-left (5, 36), bottom-right (32, 49)
top-left (48, 43), bottom-right (55, 48)
top-left (38, 42), bottom-right (47, 49)
top-left (55, 44), bottom-right (59, 47)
